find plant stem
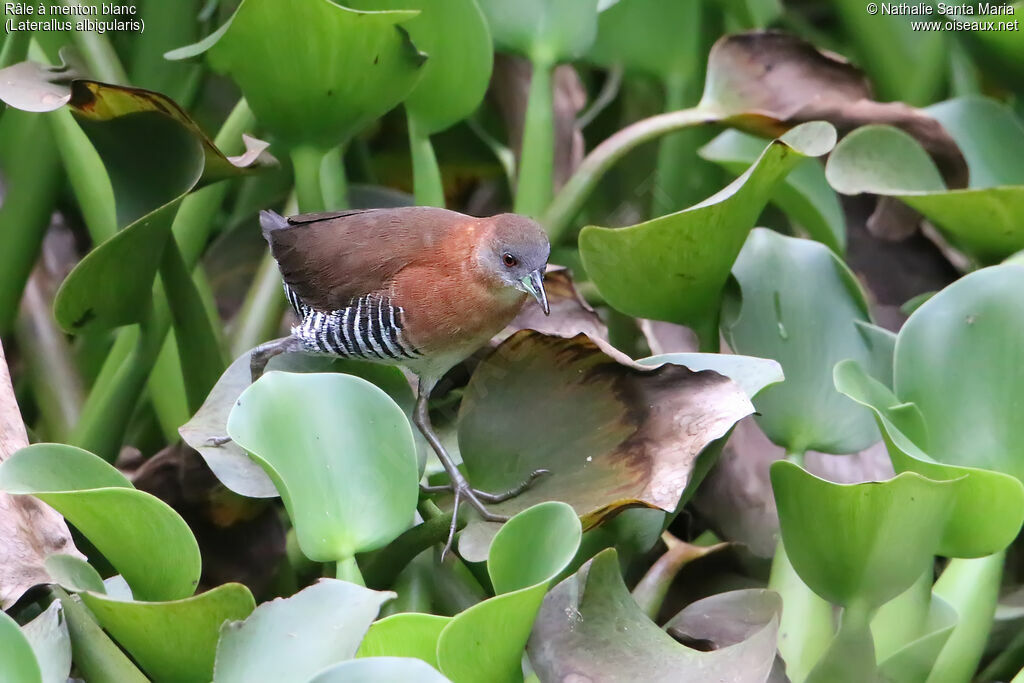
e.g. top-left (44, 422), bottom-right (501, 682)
top-left (230, 251), bottom-right (288, 356)
top-left (55, 587), bottom-right (148, 683)
top-left (631, 533), bottom-right (729, 619)
top-left (542, 107), bottom-right (716, 242)
top-left (769, 541), bottom-right (833, 683)
top-left (320, 145), bottom-right (350, 210)
top-left (928, 551), bottom-right (1005, 683)
top-left (291, 145), bottom-right (328, 213)
top-left (651, 75), bottom-right (705, 217)
top-left (336, 556), bottom-right (365, 586)
top-left (59, 0), bottom-right (129, 84)
top-left (408, 115), bottom-right (445, 208)
top-left (360, 510), bottom-right (463, 590)
top-left (514, 58), bottom-right (555, 218)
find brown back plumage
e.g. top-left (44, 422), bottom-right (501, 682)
top-left (261, 207), bottom-right (472, 311)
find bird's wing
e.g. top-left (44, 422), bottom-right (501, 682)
top-left (262, 206), bottom-right (470, 311)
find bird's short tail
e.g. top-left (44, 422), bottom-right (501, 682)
top-left (259, 209), bottom-right (288, 243)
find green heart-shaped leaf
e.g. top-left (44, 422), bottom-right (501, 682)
top-left (834, 359), bottom-right (1024, 558)
top-left (351, 0), bottom-right (492, 136)
top-left (437, 502), bottom-right (581, 683)
top-left (0, 444), bottom-right (200, 601)
top-left (227, 371), bottom-right (418, 562)
top-left (771, 461), bottom-right (956, 610)
top-left (213, 579), bottom-right (394, 683)
top-left (579, 122), bottom-right (836, 347)
top-left (357, 612), bottom-right (450, 668)
top-left (529, 549), bottom-right (782, 682)
top-left (477, 0), bottom-right (598, 63)
top-left (700, 129), bottom-right (845, 252)
top-left (457, 332), bottom-right (753, 526)
top-left (826, 118), bottom-right (1024, 265)
top-left (724, 229), bottom-right (891, 454)
top-left (894, 265), bottom-right (1024, 482)
top-left (180, 347), bottom-right (418, 499)
top-left (80, 583), bottom-right (256, 682)
top-left (171, 0), bottom-right (426, 148)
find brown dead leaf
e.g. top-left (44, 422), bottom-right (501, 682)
top-left (0, 340), bottom-right (83, 609)
top-left (700, 31), bottom-right (968, 240)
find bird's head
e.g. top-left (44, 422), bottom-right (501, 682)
top-left (477, 213), bottom-right (551, 315)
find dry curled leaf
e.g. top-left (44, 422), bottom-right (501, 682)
top-left (0, 341), bottom-right (83, 609)
top-left (459, 331), bottom-right (754, 527)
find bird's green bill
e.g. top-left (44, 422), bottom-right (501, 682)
top-left (520, 269), bottom-right (550, 315)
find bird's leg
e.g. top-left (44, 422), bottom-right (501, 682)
top-left (207, 336), bottom-right (303, 447)
top-left (414, 379), bottom-right (549, 555)
top-left (250, 335), bottom-right (303, 383)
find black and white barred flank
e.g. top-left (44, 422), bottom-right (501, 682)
top-left (285, 283), bottom-right (422, 361)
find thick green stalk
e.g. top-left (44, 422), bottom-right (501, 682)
top-left (58, 0), bottom-right (128, 84)
top-left (542, 107), bottom-right (715, 241)
top-left (148, 333), bottom-right (191, 443)
top-left (0, 109), bottom-right (60, 334)
top-left (651, 75), bottom-right (706, 217)
top-left (870, 569), bottom-right (932, 663)
top-left (408, 115), bottom-right (445, 208)
top-left (55, 588), bottom-right (148, 683)
top-left (48, 109), bottom-right (118, 241)
top-left (0, 25), bottom-right (30, 68)
top-left (514, 59), bottom-right (555, 218)
top-left (926, 552), bottom-right (1005, 683)
top-left (230, 251), bottom-right (287, 357)
top-left (158, 240), bottom-right (226, 412)
top-left (770, 541), bottom-right (834, 683)
top-left (360, 510), bottom-right (463, 591)
top-left (807, 601), bottom-right (877, 683)
top-left (336, 556), bottom-right (365, 586)
top-left (291, 145), bottom-right (328, 213)
top-left (70, 101), bottom-right (255, 457)
top-left (319, 146), bottom-right (349, 210)
top-left (129, 0), bottom-right (202, 104)
top-left (15, 273), bottom-right (84, 440)
top-left (631, 536), bottom-right (728, 619)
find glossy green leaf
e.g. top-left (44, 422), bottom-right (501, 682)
top-left (310, 657), bottom-right (451, 683)
top-left (896, 265), bottom-right (1024, 482)
top-left (213, 579), bottom-right (394, 683)
top-left (172, 0), bottom-right (426, 148)
top-left (0, 444), bottom-right (200, 601)
top-left (437, 502), bottom-right (581, 683)
top-left (771, 461), bottom-right (955, 610)
top-left (925, 97), bottom-right (1024, 189)
top-left (580, 122), bottom-right (836, 348)
top-left (54, 199), bottom-right (187, 333)
top-left (44, 554), bottom-right (105, 594)
top-left (834, 360), bottom-right (1024, 558)
top-left (180, 347), bottom-right (418, 499)
top-left (529, 549), bottom-right (782, 682)
top-left (227, 371), bottom-right (418, 562)
top-left (477, 0), bottom-right (598, 63)
top-left (351, 0), bottom-right (492, 135)
top-left (587, 0), bottom-right (700, 82)
top-left (457, 332), bottom-right (753, 527)
top-left (700, 129), bottom-right (845, 252)
top-left (723, 229), bottom-right (889, 454)
top-left (826, 122), bottom-right (1024, 264)
top-left (80, 583), bottom-right (256, 683)
top-left (929, 552), bottom-right (1004, 683)
top-left (636, 352), bottom-right (784, 400)
top-left (877, 594), bottom-right (957, 683)
top-left (21, 601), bottom-right (71, 683)
top-left (357, 613), bottom-right (450, 668)
top-left (0, 609), bottom-right (42, 683)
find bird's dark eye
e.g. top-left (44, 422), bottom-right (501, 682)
top-left (502, 252), bottom-right (518, 268)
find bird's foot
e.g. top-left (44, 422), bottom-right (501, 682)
top-left (206, 435), bottom-right (232, 447)
top-left (421, 469), bottom-right (551, 559)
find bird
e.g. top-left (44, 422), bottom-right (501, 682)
top-left (250, 206), bottom-right (551, 553)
